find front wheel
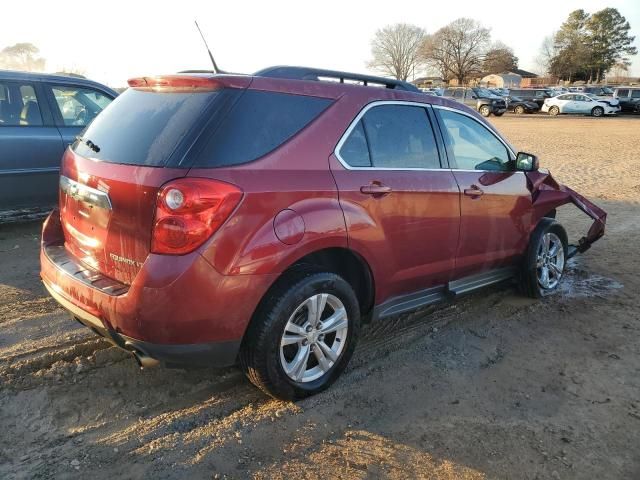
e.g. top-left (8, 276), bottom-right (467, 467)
top-left (520, 219), bottom-right (568, 298)
top-left (479, 105), bottom-right (491, 117)
top-left (591, 106), bottom-right (604, 117)
top-left (239, 272), bottom-right (360, 400)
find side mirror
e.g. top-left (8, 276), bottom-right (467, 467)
top-left (516, 152), bottom-right (539, 171)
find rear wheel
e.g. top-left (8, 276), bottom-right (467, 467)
top-left (479, 105), bottom-right (491, 117)
top-left (514, 105), bottom-right (525, 115)
top-left (520, 219), bottom-right (568, 298)
top-left (548, 106), bottom-right (560, 116)
top-left (239, 272), bottom-right (360, 400)
top-left (591, 106), bottom-right (604, 117)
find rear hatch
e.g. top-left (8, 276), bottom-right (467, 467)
top-left (59, 76), bottom-right (248, 284)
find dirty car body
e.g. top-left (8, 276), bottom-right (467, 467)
top-left (40, 66), bottom-right (606, 399)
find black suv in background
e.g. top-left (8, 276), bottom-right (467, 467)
top-left (443, 87), bottom-right (507, 117)
top-left (508, 89), bottom-right (553, 108)
top-left (613, 87), bottom-right (640, 113)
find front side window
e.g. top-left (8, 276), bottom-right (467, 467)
top-left (50, 86), bottom-right (113, 126)
top-left (631, 90), bottom-right (640, 99)
top-left (438, 109), bottom-right (510, 171)
top-left (0, 82), bottom-right (42, 126)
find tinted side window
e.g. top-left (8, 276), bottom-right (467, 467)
top-left (195, 90), bottom-right (332, 167)
top-left (339, 121), bottom-right (371, 167)
top-left (438, 109), bottom-right (510, 171)
top-left (631, 90), bottom-right (640, 99)
top-left (51, 85), bottom-right (113, 126)
top-left (616, 89), bottom-right (629, 97)
top-left (361, 105), bottom-right (440, 169)
top-left (0, 82), bottom-right (42, 126)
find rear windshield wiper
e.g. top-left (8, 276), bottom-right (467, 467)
top-left (75, 135), bottom-right (100, 153)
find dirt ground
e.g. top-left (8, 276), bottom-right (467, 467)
top-left (1, 115), bottom-right (639, 480)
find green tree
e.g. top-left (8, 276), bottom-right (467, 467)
top-left (549, 10), bottom-right (591, 82)
top-left (585, 8), bottom-right (637, 83)
top-left (0, 43), bottom-right (46, 71)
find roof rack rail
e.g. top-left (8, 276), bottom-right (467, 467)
top-left (254, 66), bottom-right (420, 92)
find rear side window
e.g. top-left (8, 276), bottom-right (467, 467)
top-left (73, 88), bottom-right (220, 166)
top-left (339, 104), bottom-right (441, 169)
top-left (194, 90), bottom-right (332, 167)
top-left (632, 90), bottom-right (640, 99)
top-left (616, 89), bottom-right (629, 97)
top-left (0, 82), bottom-right (43, 126)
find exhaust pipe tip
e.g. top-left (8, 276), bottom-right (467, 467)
top-left (125, 342), bottom-right (160, 369)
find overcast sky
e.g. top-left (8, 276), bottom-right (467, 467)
top-left (2, 0), bottom-right (638, 87)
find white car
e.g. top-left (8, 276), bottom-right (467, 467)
top-left (541, 93), bottom-right (620, 117)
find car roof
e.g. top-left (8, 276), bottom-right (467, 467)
top-left (0, 69), bottom-right (117, 96)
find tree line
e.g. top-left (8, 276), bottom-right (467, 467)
top-left (368, 8), bottom-right (635, 84)
top-left (539, 8), bottom-right (636, 83)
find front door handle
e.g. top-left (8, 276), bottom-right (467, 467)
top-left (464, 185), bottom-right (484, 198)
top-left (360, 183), bottom-right (392, 196)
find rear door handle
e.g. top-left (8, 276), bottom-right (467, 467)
top-left (464, 185), bottom-right (484, 198)
top-left (360, 184), bottom-right (392, 195)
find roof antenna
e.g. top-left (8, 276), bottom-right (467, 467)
top-left (194, 20), bottom-right (221, 74)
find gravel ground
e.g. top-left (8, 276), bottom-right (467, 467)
top-left (1, 115), bottom-right (639, 479)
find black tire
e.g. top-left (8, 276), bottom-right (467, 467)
top-left (520, 219), bottom-right (568, 299)
top-left (591, 106), bottom-right (604, 117)
top-left (549, 106), bottom-right (560, 116)
top-left (479, 105), bottom-right (491, 117)
top-left (514, 105), bottom-right (525, 115)
top-left (494, 111), bottom-right (504, 117)
top-left (239, 271), bottom-right (361, 400)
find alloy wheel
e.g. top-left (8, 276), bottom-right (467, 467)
top-left (536, 232), bottom-right (565, 290)
top-left (279, 293), bottom-right (349, 383)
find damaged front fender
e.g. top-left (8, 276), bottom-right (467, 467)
top-left (526, 170), bottom-right (606, 258)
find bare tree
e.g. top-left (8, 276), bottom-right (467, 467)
top-left (0, 43), bottom-right (45, 71)
top-left (367, 23), bottom-right (426, 81)
top-left (420, 18), bottom-right (491, 85)
top-left (482, 41), bottom-right (518, 74)
top-left (535, 35), bottom-right (555, 74)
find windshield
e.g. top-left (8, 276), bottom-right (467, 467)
top-left (474, 88), bottom-right (495, 97)
top-left (602, 87), bottom-right (614, 95)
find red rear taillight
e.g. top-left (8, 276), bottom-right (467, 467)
top-left (151, 178), bottom-right (242, 255)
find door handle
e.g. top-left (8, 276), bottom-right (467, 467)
top-left (360, 183), bottom-right (392, 196)
top-left (464, 185), bottom-right (484, 198)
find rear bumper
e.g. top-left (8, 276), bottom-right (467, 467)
top-left (43, 278), bottom-right (240, 367)
top-left (40, 210), bottom-right (277, 367)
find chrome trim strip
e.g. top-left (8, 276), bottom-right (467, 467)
top-left (0, 166), bottom-right (60, 176)
top-left (333, 100), bottom-right (517, 173)
top-left (59, 175), bottom-right (112, 210)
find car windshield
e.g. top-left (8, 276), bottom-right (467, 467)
top-left (602, 87), bottom-right (614, 95)
top-left (474, 88), bottom-right (495, 97)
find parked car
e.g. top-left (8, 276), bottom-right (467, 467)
top-left (613, 87), bottom-right (640, 113)
top-left (508, 88), bottom-right (553, 108)
top-left (488, 88), bottom-right (509, 97)
top-left (40, 66), bottom-right (606, 400)
top-left (443, 87), bottom-right (507, 116)
top-left (0, 70), bottom-right (116, 221)
top-left (582, 86), bottom-right (615, 96)
top-left (506, 95), bottom-right (540, 114)
top-left (541, 93), bottom-right (620, 116)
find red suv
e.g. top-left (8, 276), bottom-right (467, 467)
top-left (40, 67), bottom-right (606, 399)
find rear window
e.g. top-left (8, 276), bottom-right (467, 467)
top-left (192, 90), bottom-right (332, 167)
top-left (73, 88), bottom-right (221, 166)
